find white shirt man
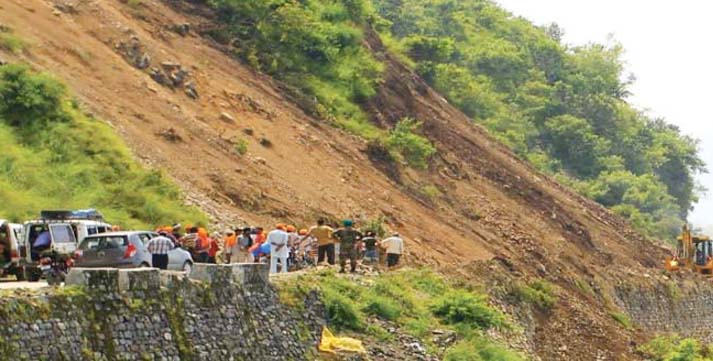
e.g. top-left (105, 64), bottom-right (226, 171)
top-left (267, 226), bottom-right (289, 274)
top-left (380, 233), bottom-right (404, 268)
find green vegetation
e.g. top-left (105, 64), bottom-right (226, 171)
top-left (639, 335), bottom-right (713, 361)
top-left (430, 289), bottom-right (507, 329)
top-left (445, 338), bottom-right (524, 361)
top-left (0, 33), bottom-right (25, 54)
top-left (374, 0), bottom-right (704, 239)
top-left (509, 279), bottom-right (558, 310)
top-left (609, 311), bottom-right (632, 330)
top-left (233, 138), bottom-right (248, 156)
top-left (0, 64), bottom-right (207, 228)
top-left (207, 0), bottom-right (382, 136)
top-left (386, 118), bottom-right (437, 169)
top-left (277, 268), bottom-right (522, 359)
top-left (206, 0), bottom-right (436, 170)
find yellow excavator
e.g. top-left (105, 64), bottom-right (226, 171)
top-left (664, 225), bottom-right (713, 274)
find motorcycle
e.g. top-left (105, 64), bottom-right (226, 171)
top-left (38, 251), bottom-right (73, 285)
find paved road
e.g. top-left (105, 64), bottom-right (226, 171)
top-left (0, 279), bottom-right (49, 289)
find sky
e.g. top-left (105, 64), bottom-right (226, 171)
top-left (495, 0), bottom-right (713, 229)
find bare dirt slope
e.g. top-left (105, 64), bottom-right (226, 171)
top-left (1, 0), bottom-right (672, 359)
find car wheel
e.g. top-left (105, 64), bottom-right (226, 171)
top-left (182, 261), bottom-right (192, 274)
top-left (140, 262), bottom-right (151, 268)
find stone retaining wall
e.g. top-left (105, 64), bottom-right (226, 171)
top-left (615, 275), bottom-right (713, 343)
top-left (0, 264), bottom-right (326, 360)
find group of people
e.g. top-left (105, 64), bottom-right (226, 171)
top-left (153, 219), bottom-right (405, 274)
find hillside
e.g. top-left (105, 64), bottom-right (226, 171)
top-left (0, 0), bottom-right (697, 359)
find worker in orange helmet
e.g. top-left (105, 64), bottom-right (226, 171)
top-left (195, 227), bottom-right (210, 263)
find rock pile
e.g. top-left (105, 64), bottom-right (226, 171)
top-left (117, 36), bottom-right (151, 69)
top-left (149, 61), bottom-right (199, 99)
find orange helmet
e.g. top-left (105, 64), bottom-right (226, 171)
top-left (298, 229), bottom-right (308, 236)
top-left (276, 223), bottom-right (286, 230)
top-left (286, 225), bottom-right (296, 233)
top-left (198, 228), bottom-right (208, 237)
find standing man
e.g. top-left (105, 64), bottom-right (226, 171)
top-left (361, 231), bottom-right (379, 265)
top-left (236, 227), bottom-right (253, 262)
top-left (147, 232), bottom-right (174, 270)
top-left (268, 224), bottom-right (289, 274)
top-left (223, 230), bottom-right (236, 263)
top-left (380, 232), bottom-right (404, 268)
top-left (307, 219), bottom-right (334, 265)
top-left (333, 220), bottom-right (362, 273)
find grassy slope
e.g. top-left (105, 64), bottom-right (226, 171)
top-left (0, 65), bottom-right (206, 228)
top-left (277, 268), bottom-right (526, 361)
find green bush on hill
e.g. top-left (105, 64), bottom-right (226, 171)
top-left (0, 64), bottom-right (206, 228)
top-left (277, 268), bottom-right (520, 357)
top-left (374, 0), bottom-right (704, 239)
top-left (639, 335), bottom-right (713, 361)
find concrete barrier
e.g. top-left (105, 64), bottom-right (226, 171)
top-left (66, 267), bottom-right (160, 292)
top-left (189, 263), bottom-right (269, 287)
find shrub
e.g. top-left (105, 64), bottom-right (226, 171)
top-left (445, 338), bottom-right (524, 361)
top-left (430, 290), bottom-right (507, 330)
top-left (322, 287), bottom-right (364, 331)
top-left (421, 184), bottom-right (441, 201)
top-left (0, 33), bottom-right (25, 54)
top-left (362, 216), bottom-right (387, 238)
top-left (386, 118), bottom-right (437, 169)
top-left (609, 312), bottom-right (632, 330)
top-left (510, 279), bottom-right (557, 310)
top-left (0, 64), bottom-right (67, 127)
top-left (639, 336), bottom-right (710, 361)
top-left (363, 294), bottom-right (401, 321)
top-left (233, 139), bottom-right (248, 155)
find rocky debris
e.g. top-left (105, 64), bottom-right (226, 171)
top-left (149, 61), bottom-right (198, 99)
top-left (116, 36), bottom-right (151, 69)
top-left (157, 127), bottom-right (183, 142)
top-left (53, 0), bottom-right (79, 14)
top-left (168, 23), bottom-right (191, 36)
top-left (0, 58), bottom-right (6, 66)
top-left (243, 128), bottom-right (254, 136)
top-left (225, 91), bottom-right (276, 120)
top-left (184, 81), bottom-right (199, 99)
top-left (259, 137), bottom-right (273, 148)
top-left (220, 112), bottom-right (235, 123)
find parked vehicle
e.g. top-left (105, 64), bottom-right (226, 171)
top-left (22, 209), bottom-right (112, 282)
top-left (74, 231), bottom-right (193, 272)
top-left (0, 220), bottom-right (24, 280)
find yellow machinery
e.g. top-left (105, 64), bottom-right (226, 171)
top-left (664, 225), bottom-right (713, 274)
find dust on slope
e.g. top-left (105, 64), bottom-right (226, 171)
top-left (0, 0), bottom-right (671, 359)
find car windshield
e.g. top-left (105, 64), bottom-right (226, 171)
top-left (79, 236), bottom-right (128, 251)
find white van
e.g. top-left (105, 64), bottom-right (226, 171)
top-left (0, 220), bottom-right (24, 279)
top-left (22, 210), bottom-right (112, 281)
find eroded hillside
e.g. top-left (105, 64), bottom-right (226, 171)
top-left (0, 0), bottom-right (687, 359)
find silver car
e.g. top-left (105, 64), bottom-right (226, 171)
top-left (74, 231), bottom-right (193, 272)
